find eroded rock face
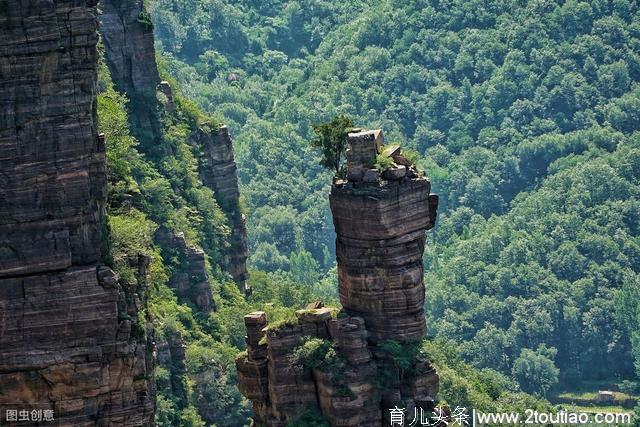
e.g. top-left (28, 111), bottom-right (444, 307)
top-left (197, 125), bottom-right (250, 294)
top-left (98, 0), bottom-right (159, 97)
top-left (237, 128), bottom-right (440, 427)
top-left (154, 227), bottom-right (216, 312)
top-left (0, 1), bottom-right (154, 424)
top-left (330, 179), bottom-right (436, 343)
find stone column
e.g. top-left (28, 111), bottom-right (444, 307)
top-left (197, 125), bottom-right (250, 295)
top-left (329, 129), bottom-right (439, 343)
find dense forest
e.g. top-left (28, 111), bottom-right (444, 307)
top-left (97, 0), bottom-right (640, 424)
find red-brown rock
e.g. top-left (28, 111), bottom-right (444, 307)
top-left (0, 2), bottom-right (154, 424)
top-left (197, 125), bottom-right (250, 294)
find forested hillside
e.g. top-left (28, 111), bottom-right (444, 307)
top-left (97, 48), bottom-right (334, 425)
top-left (147, 0), bottom-right (640, 402)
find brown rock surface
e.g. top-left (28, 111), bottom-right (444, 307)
top-left (197, 125), bottom-right (250, 294)
top-left (0, 1), bottom-right (154, 425)
top-left (237, 128), bottom-right (440, 426)
top-left (237, 309), bottom-right (436, 426)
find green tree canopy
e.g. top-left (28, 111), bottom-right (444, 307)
top-left (512, 347), bottom-right (560, 397)
top-left (310, 115), bottom-right (354, 177)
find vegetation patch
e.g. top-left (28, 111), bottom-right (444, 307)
top-left (137, 10), bottom-right (153, 29)
top-left (310, 115), bottom-right (354, 177)
top-left (373, 151), bottom-right (395, 172)
top-left (266, 309), bottom-right (299, 331)
top-left (290, 337), bottom-right (345, 372)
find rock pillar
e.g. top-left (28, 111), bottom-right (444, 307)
top-left (198, 125), bottom-right (250, 294)
top-left (236, 129), bottom-right (440, 426)
top-left (330, 129), bottom-right (439, 343)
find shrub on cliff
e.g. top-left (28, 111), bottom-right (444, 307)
top-left (286, 408), bottom-right (330, 427)
top-left (291, 337), bottom-right (347, 373)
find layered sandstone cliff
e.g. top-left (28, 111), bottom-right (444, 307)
top-left (0, 1), bottom-right (154, 425)
top-left (237, 130), bottom-right (440, 426)
top-left (197, 125), bottom-right (250, 294)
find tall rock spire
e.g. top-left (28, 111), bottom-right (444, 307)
top-left (197, 125), bottom-right (250, 294)
top-left (236, 128), bottom-right (440, 426)
top-left (330, 129), bottom-right (439, 343)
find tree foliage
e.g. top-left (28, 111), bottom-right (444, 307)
top-left (310, 115), bottom-right (354, 176)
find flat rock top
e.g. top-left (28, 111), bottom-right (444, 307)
top-left (347, 129), bottom-right (382, 139)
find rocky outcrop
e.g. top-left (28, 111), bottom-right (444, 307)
top-left (0, 1), bottom-right (154, 425)
top-left (237, 130), bottom-right (440, 426)
top-left (98, 0), bottom-right (162, 145)
top-left (197, 125), bottom-right (250, 295)
top-left (237, 307), bottom-right (439, 427)
top-left (154, 227), bottom-right (215, 312)
top-left (98, 0), bottom-right (159, 98)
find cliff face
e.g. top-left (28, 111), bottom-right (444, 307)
top-left (98, 0), bottom-right (159, 97)
top-left (0, 1), bottom-right (154, 425)
top-left (98, 0), bottom-right (162, 149)
top-left (197, 125), bottom-right (250, 294)
top-left (236, 130), bottom-right (440, 426)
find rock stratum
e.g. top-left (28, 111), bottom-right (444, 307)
top-left (0, 1), bottom-right (154, 425)
top-left (237, 130), bottom-right (440, 426)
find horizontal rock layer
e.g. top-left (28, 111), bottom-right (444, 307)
top-left (0, 1), bottom-right (154, 425)
top-left (239, 129), bottom-right (441, 425)
top-left (0, 266), bottom-right (154, 425)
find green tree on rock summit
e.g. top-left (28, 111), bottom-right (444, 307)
top-left (310, 115), bottom-right (354, 177)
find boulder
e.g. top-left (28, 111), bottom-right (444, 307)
top-left (382, 165), bottom-right (407, 180)
top-left (363, 169), bottom-right (381, 183)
